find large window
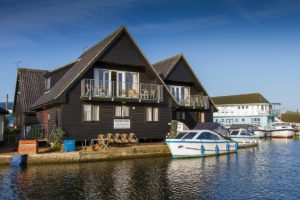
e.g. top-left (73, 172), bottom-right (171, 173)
top-left (115, 106), bottom-right (130, 117)
top-left (94, 69), bottom-right (139, 97)
top-left (168, 85), bottom-right (190, 106)
top-left (83, 105), bottom-right (100, 121)
top-left (146, 107), bottom-right (159, 122)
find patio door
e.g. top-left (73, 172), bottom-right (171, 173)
top-left (117, 71), bottom-right (125, 97)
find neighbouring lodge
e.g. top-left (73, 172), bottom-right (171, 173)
top-left (0, 107), bottom-right (9, 143)
top-left (13, 26), bottom-right (216, 142)
top-left (212, 93), bottom-right (280, 129)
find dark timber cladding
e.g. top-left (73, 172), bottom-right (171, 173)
top-left (59, 31), bottom-right (173, 140)
top-left (14, 25), bottom-right (217, 142)
top-left (13, 69), bottom-right (47, 129)
top-left (29, 26), bottom-right (176, 141)
top-left (153, 54), bottom-right (216, 129)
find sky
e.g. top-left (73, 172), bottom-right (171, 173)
top-left (0, 0), bottom-right (299, 111)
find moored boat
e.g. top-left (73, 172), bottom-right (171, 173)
top-left (270, 123), bottom-right (295, 138)
top-left (229, 129), bottom-right (260, 147)
top-left (253, 127), bottom-right (266, 138)
top-left (165, 130), bottom-right (238, 158)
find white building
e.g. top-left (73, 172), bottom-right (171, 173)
top-left (212, 93), bottom-right (280, 128)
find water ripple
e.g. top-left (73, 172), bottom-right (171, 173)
top-left (1, 139), bottom-right (300, 199)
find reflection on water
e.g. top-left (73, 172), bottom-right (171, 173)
top-left (1, 139), bottom-right (300, 199)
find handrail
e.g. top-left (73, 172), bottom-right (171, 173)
top-left (81, 79), bottom-right (163, 102)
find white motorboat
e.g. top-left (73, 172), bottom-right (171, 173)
top-left (165, 130), bottom-right (238, 158)
top-left (253, 127), bottom-right (266, 138)
top-left (270, 123), bottom-right (295, 138)
top-left (229, 129), bottom-right (260, 147)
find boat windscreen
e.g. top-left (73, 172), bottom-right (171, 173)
top-left (182, 132), bottom-right (198, 139)
top-left (230, 130), bottom-right (239, 135)
top-left (175, 132), bottom-right (188, 139)
top-left (197, 132), bottom-right (220, 140)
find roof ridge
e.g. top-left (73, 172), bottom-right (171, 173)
top-left (79, 26), bottom-right (126, 59)
top-left (212, 93), bottom-right (263, 98)
top-left (18, 68), bottom-right (48, 72)
top-left (152, 53), bottom-right (182, 65)
top-left (31, 25), bottom-right (125, 109)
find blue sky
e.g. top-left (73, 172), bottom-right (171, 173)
top-left (0, 0), bottom-right (299, 111)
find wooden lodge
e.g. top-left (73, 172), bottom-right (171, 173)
top-left (13, 26), bottom-right (216, 142)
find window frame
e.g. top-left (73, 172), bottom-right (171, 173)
top-left (115, 105), bottom-right (130, 118)
top-left (145, 107), bottom-right (159, 122)
top-left (83, 104), bottom-right (100, 122)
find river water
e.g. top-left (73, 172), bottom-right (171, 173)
top-left (1, 138), bottom-right (300, 200)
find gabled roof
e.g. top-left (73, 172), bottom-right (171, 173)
top-left (31, 26), bottom-right (178, 109)
top-left (211, 93), bottom-right (270, 105)
top-left (13, 68), bottom-right (48, 113)
top-left (153, 54), bottom-right (218, 111)
top-left (32, 26), bottom-right (124, 109)
top-left (0, 107), bottom-right (9, 115)
top-left (153, 54), bottom-right (182, 79)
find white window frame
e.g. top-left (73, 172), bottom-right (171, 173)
top-left (146, 107), bottom-right (159, 122)
top-left (115, 105), bottom-right (130, 118)
top-left (83, 104), bottom-right (100, 122)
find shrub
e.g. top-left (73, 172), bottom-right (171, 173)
top-left (53, 128), bottom-right (65, 151)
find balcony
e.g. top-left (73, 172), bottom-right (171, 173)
top-left (174, 95), bottom-right (210, 109)
top-left (81, 79), bottom-right (164, 102)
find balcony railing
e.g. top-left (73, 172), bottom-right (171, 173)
top-left (174, 95), bottom-right (210, 109)
top-left (81, 79), bottom-right (164, 102)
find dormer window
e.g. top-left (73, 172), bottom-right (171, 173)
top-left (45, 77), bottom-right (51, 90)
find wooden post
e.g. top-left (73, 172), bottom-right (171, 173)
top-left (6, 94), bottom-right (8, 111)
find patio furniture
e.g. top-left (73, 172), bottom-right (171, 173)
top-left (149, 89), bottom-right (156, 99)
top-left (128, 133), bottom-right (138, 144)
top-left (106, 133), bottom-right (114, 145)
top-left (85, 83), bottom-right (92, 96)
top-left (98, 134), bottom-right (105, 144)
top-left (121, 133), bottom-right (129, 144)
top-left (121, 89), bottom-right (127, 97)
top-left (141, 89), bottom-right (149, 100)
top-left (113, 133), bottom-right (122, 144)
top-left (98, 86), bottom-right (106, 96)
top-left (90, 134), bottom-right (109, 150)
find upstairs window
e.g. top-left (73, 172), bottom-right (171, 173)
top-left (146, 107), bottom-right (159, 122)
top-left (83, 105), bottom-right (100, 121)
top-left (45, 77), bottom-right (51, 90)
top-left (115, 106), bottom-right (130, 117)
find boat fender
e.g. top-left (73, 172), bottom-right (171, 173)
top-left (201, 144), bottom-right (205, 155)
top-left (215, 145), bottom-right (219, 155)
top-left (226, 143), bottom-right (230, 153)
top-left (243, 140), bottom-right (245, 144)
top-left (235, 143), bottom-right (239, 152)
